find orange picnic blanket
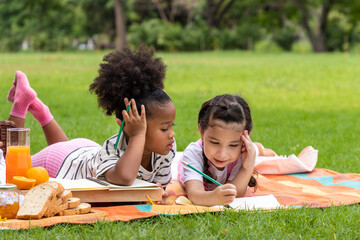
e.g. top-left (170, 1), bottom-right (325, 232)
top-left (2, 168), bottom-right (360, 229)
top-left (3, 146), bottom-right (360, 229)
top-left (166, 168), bottom-right (360, 207)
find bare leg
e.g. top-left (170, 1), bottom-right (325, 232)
top-left (7, 71), bottom-right (69, 146)
top-left (41, 120), bottom-right (69, 145)
top-left (8, 115), bottom-right (25, 128)
top-left (254, 142), bottom-right (276, 157)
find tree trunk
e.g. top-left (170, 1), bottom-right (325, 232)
top-left (114, 0), bottom-right (127, 51)
top-left (152, 0), bottom-right (169, 22)
top-left (214, 0), bottom-right (235, 28)
top-left (293, 0), bottom-right (333, 52)
top-left (206, 0), bottom-right (235, 28)
top-left (206, 0), bottom-right (215, 27)
top-left (316, 0), bottom-right (334, 52)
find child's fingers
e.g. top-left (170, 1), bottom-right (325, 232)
top-left (140, 105), bottom-right (146, 120)
top-left (223, 196), bottom-right (236, 205)
top-left (241, 130), bottom-right (253, 147)
top-left (127, 99), bottom-right (135, 118)
top-left (115, 118), bottom-right (122, 126)
top-left (122, 108), bottom-right (130, 123)
top-left (130, 99), bottom-right (140, 117)
top-left (220, 184), bottom-right (237, 195)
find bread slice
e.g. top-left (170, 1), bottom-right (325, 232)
top-left (42, 193), bottom-right (58, 218)
top-left (43, 181), bottom-right (66, 218)
top-left (17, 184), bottom-right (56, 219)
top-left (58, 203), bottom-right (91, 216)
top-left (56, 190), bottom-right (72, 205)
top-left (46, 181), bottom-right (65, 197)
top-left (66, 197), bottom-right (81, 209)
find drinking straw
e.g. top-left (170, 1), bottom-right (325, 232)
top-left (113, 103), bottom-right (131, 153)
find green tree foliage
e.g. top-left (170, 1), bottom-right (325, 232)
top-left (0, 0), bottom-right (359, 52)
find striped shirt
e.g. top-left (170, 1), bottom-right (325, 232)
top-left (56, 133), bottom-right (176, 186)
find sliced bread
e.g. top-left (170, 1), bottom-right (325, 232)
top-left (17, 183), bottom-right (56, 219)
top-left (46, 181), bottom-right (65, 197)
top-left (65, 197), bottom-right (81, 209)
top-left (58, 203), bottom-right (91, 216)
top-left (43, 181), bottom-right (66, 218)
top-left (56, 190), bottom-right (72, 205)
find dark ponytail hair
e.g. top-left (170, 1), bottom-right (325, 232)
top-left (198, 94), bottom-right (257, 189)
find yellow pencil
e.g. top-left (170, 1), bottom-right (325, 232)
top-left (146, 195), bottom-right (155, 205)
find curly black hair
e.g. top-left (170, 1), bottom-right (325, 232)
top-left (89, 45), bottom-right (171, 120)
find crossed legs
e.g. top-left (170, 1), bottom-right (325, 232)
top-left (7, 71), bottom-right (69, 146)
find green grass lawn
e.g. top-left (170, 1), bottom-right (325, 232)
top-left (1, 51), bottom-right (359, 238)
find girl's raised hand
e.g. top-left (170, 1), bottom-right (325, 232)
top-left (116, 98), bottom-right (147, 138)
top-left (214, 183), bottom-right (237, 205)
top-left (240, 130), bottom-right (256, 171)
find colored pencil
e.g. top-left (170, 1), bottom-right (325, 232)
top-left (181, 161), bottom-right (222, 186)
top-left (181, 161), bottom-right (232, 208)
top-left (146, 195), bottom-right (155, 205)
top-left (113, 103), bottom-right (131, 152)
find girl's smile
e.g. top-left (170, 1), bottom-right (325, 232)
top-left (201, 120), bottom-right (244, 170)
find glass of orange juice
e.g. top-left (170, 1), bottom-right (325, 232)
top-left (5, 128), bottom-right (32, 183)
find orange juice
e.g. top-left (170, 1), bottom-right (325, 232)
top-left (5, 146), bottom-right (32, 183)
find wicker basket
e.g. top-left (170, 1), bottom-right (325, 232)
top-left (0, 120), bottom-right (17, 158)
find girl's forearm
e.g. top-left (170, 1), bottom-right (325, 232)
top-left (187, 189), bottom-right (221, 206)
top-left (105, 135), bottom-right (145, 185)
top-left (229, 167), bottom-right (254, 197)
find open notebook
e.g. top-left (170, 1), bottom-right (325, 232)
top-left (212, 194), bottom-right (281, 210)
top-left (176, 194), bottom-right (281, 211)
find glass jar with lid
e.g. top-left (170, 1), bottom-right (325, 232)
top-left (0, 184), bottom-right (19, 219)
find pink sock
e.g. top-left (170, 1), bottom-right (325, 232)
top-left (29, 98), bottom-right (54, 127)
top-left (10, 71), bottom-right (37, 119)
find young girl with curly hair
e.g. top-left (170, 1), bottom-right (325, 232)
top-left (4, 46), bottom-right (176, 191)
top-left (179, 94), bottom-right (275, 206)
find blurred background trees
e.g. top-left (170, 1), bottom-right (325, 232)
top-left (0, 0), bottom-right (359, 52)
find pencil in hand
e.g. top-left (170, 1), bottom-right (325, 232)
top-left (113, 103), bottom-right (131, 153)
top-left (181, 161), bottom-right (222, 186)
top-left (181, 161), bottom-right (233, 209)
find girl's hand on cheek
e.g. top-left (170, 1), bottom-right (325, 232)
top-left (122, 98), bottom-right (147, 137)
top-left (241, 130), bottom-right (256, 170)
top-left (214, 184), bottom-right (237, 205)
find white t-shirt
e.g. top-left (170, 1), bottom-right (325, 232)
top-left (181, 140), bottom-right (259, 190)
top-left (56, 133), bottom-right (176, 186)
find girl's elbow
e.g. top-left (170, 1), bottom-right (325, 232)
top-left (105, 169), bottom-right (136, 186)
top-left (114, 174), bottom-right (136, 186)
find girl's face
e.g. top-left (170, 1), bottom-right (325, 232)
top-left (200, 119), bottom-right (244, 170)
top-left (144, 101), bottom-right (176, 156)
